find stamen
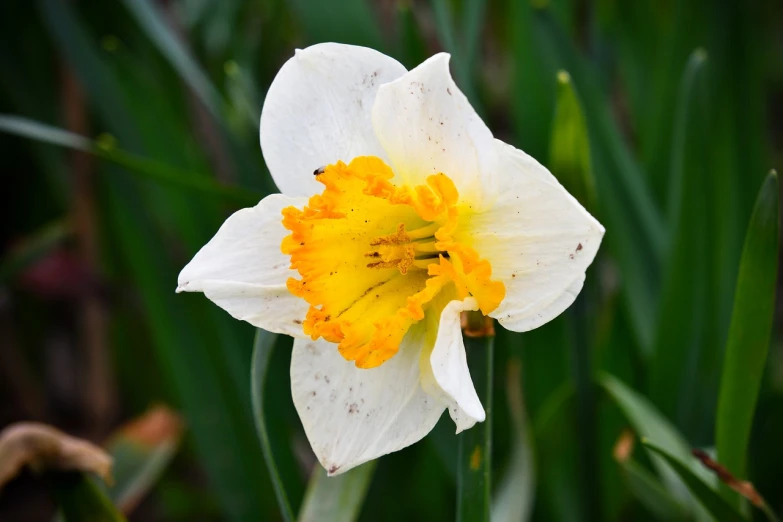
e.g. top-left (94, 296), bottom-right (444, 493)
top-left (413, 241), bottom-right (439, 253)
top-left (280, 156), bottom-right (504, 369)
top-left (406, 222), bottom-right (439, 240)
top-left (369, 223), bottom-right (410, 246)
top-left (412, 259), bottom-right (437, 270)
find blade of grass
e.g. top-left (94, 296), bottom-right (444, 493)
top-left (532, 7), bottom-right (662, 353)
top-left (430, 0), bottom-right (484, 105)
top-left (617, 458), bottom-right (689, 521)
top-left (531, 381), bottom-right (583, 522)
top-left (251, 329), bottom-right (295, 522)
top-left (297, 462), bottom-right (376, 522)
top-left (456, 334), bottom-right (493, 522)
top-left (642, 440), bottom-right (746, 522)
top-left (716, 172), bottom-right (780, 504)
top-left (396, 2), bottom-right (427, 70)
top-left (599, 373), bottom-right (711, 506)
top-left (549, 71), bottom-right (601, 518)
top-left (0, 115), bottom-right (261, 205)
top-left (119, 0), bottom-right (226, 120)
top-left (650, 49), bottom-right (711, 432)
top-left (38, 1), bottom-right (274, 519)
top-left (507, 0), bottom-right (555, 161)
top-left (532, 7), bottom-right (664, 255)
top-left (549, 70), bottom-right (596, 212)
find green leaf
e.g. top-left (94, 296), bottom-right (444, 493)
top-left (532, 7), bottom-right (662, 353)
top-left (641, 440), bottom-right (746, 522)
top-left (491, 358), bottom-right (535, 522)
top-left (716, 172), bottom-right (780, 502)
top-left (617, 458), bottom-right (689, 521)
top-left (0, 114), bottom-right (260, 205)
top-left (507, 0), bottom-right (556, 161)
top-left (430, 0), bottom-right (485, 105)
top-left (119, 0), bottom-right (227, 121)
top-left (0, 114), bottom-right (91, 151)
top-left (457, 334), bottom-right (494, 522)
top-left (104, 407), bottom-right (184, 513)
top-left (549, 70), bottom-right (596, 212)
top-left (297, 462), bottom-right (376, 522)
top-left (650, 49), bottom-right (711, 432)
top-left (395, 2), bottom-right (427, 69)
top-left (251, 329), bottom-right (295, 522)
top-left (33, 1), bottom-right (274, 520)
top-left (531, 382), bottom-right (583, 522)
top-left (598, 373), bottom-right (711, 504)
top-left (50, 473), bottom-right (126, 522)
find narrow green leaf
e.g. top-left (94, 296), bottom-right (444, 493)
top-left (429, 0), bottom-right (483, 105)
top-left (460, 0), bottom-right (486, 81)
top-left (297, 463), bottom-right (376, 522)
top-left (530, 382), bottom-right (583, 522)
top-left (395, 1), bottom-right (427, 69)
top-left (507, 0), bottom-right (556, 161)
top-left (37, 1), bottom-right (274, 519)
top-left (599, 374), bottom-right (711, 503)
top-left (532, 7), bottom-right (662, 353)
top-left (37, 0), bottom-right (144, 152)
top-left (617, 458), bottom-right (689, 521)
top-left (650, 49), bottom-right (711, 431)
top-left (457, 334), bottom-right (494, 522)
top-left (532, 7), bottom-right (664, 255)
top-left (0, 114), bottom-right (260, 205)
top-left (716, 172), bottom-right (780, 501)
top-left (549, 70), bottom-right (596, 212)
top-left (0, 115), bottom-right (90, 151)
top-left (491, 358), bottom-right (535, 522)
top-left (642, 441), bottom-right (746, 522)
top-left (119, 0), bottom-right (226, 120)
top-left (98, 147), bottom-right (260, 205)
top-left (251, 329), bottom-right (294, 522)
top-left (50, 473), bottom-right (126, 522)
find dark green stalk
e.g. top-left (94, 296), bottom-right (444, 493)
top-left (456, 333), bottom-right (494, 522)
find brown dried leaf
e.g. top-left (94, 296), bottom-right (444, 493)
top-left (0, 422), bottom-right (112, 490)
top-left (691, 449), bottom-right (763, 507)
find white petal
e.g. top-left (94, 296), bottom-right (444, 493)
top-left (457, 139), bottom-right (604, 331)
top-left (177, 194), bottom-right (309, 337)
top-left (260, 43), bottom-right (407, 197)
top-left (291, 334), bottom-right (444, 475)
top-left (371, 53), bottom-right (496, 206)
top-left (425, 297), bottom-right (486, 433)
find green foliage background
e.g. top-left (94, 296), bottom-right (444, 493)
top-left (0, 0), bottom-right (780, 521)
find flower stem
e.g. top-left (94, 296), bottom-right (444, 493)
top-left (456, 332), bottom-right (494, 522)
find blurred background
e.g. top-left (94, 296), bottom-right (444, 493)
top-left (0, 0), bottom-right (781, 520)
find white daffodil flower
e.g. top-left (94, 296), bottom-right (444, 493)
top-left (177, 43), bottom-right (604, 475)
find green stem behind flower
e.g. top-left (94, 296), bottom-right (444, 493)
top-left (456, 333), bottom-right (494, 522)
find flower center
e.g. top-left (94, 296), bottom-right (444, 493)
top-left (281, 156), bottom-right (505, 368)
